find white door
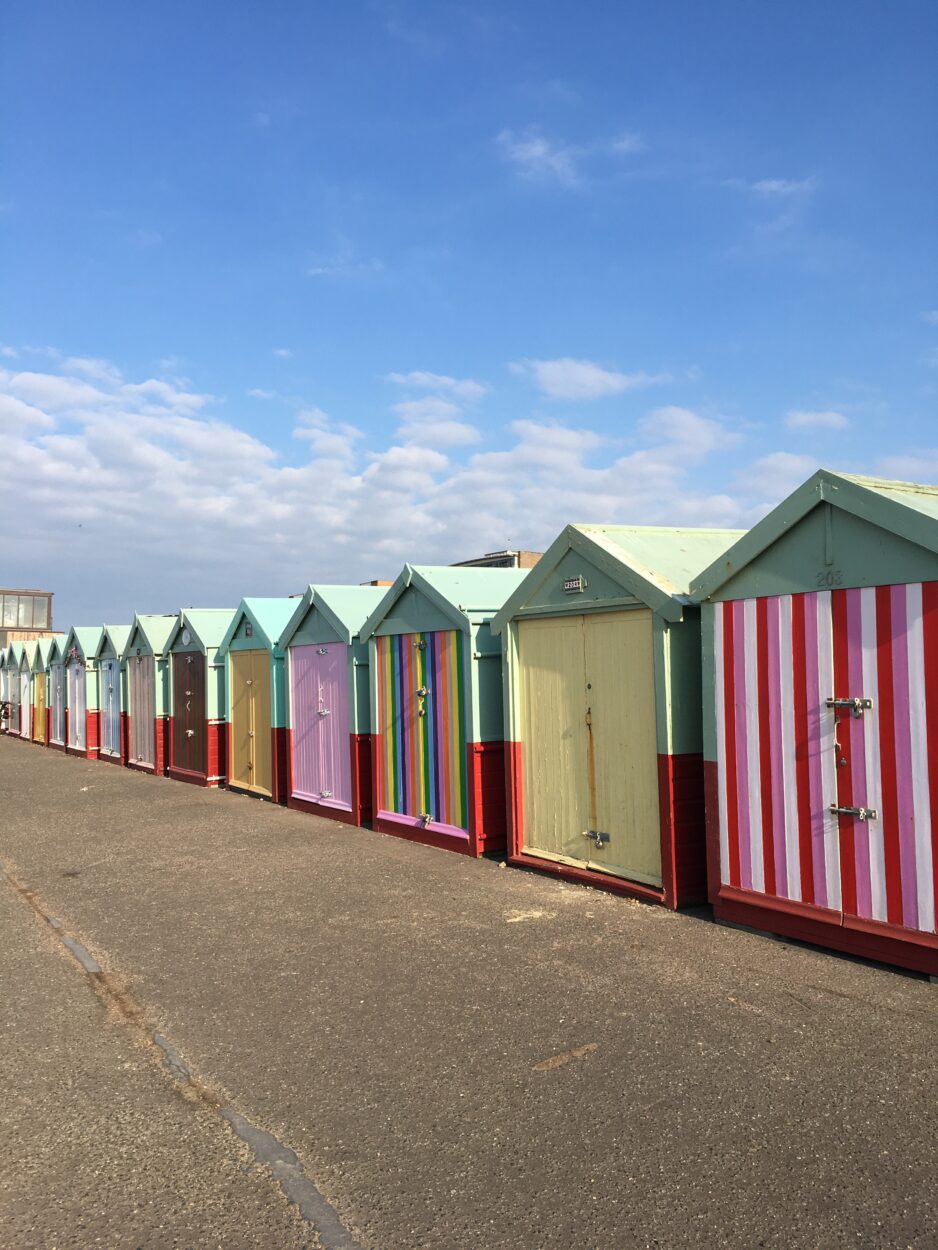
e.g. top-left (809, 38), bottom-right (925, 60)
top-left (67, 661), bottom-right (87, 750)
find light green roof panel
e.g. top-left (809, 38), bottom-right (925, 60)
top-left (95, 625), bottom-right (131, 660)
top-left (217, 598), bottom-right (300, 657)
top-left (360, 565), bottom-right (529, 640)
top-left (166, 609), bottom-right (237, 653)
top-left (33, 635), bottom-right (66, 670)
top-left (123, 613), bottom-right (179, 659)
top-left (491, 524), bottom-right (745, 632)
top-left (691, 469), bottom-right (938, 600)
top-left (64, 626), bottom-right (104, 661)
top-left (7, 642), bottom-right (24, 665)
top-left (279, 585), bottom-right (390, 648)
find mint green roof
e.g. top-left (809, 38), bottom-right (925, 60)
top-left (48, 634), bottom-right (69, 664)
top-left (217, 598), bottom-right (299, 657)
top-left (166, 609), bottom-right (236, 654)
top-left (64, 626), bottom-right (104, 661)
top-left (492, 524), bottom-right (746, 632)
top-left (33, 635), bottom-right (66, 670)
top-left (691, 469), bottom-right (938, 600)
top-left (361, 564), bottom-right (530, 640)
top-left (279, 585), bottom-right (390, 648)
top-left (95, 625), bottom-right (131, 660)
top-left (7, 642), bottom-right (24, 666)
top-left (122, 613), bottom-right (179, 660)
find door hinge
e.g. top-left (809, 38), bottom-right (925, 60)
top-left (827, 697), bottom-right (873, 718)
top-left (830, 804), bottom-right (877, 822)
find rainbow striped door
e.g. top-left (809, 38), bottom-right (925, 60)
top-left (714, 584), bottom-right (938, 936)
top-left (375, 630), bottom-right (468, 836)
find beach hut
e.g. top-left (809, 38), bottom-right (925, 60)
top-left (360, 565), bottom-right (528, 856)
top-left (16, 643), bottom-right (33, 739)
top-left (47, 634), bottom-right (68, 750)
top-left (491, 525), bottom-right (745, 907)
top-left (5, 643), bottom-right (24, 736)
top-left (94, 626), bottom-right (131, 765)
top-left (691, 470), bottom-right (938, 976)
top-left (217, 599), bottom-right (297, 803)
top-left (165, 609), bottom-right (235, 788)
top-left (0, 646), bottom-right (10, 733)
top-left (31, 636), bottom-right (64, 744)
top-left (279, 585), bottom-right (388, 826)
top-left (63, 627), bottom-right (103, 758)
top-left (121, 614), bottom-right (178, 774)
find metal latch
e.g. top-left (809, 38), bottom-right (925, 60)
top-left (830, 804), bottom-right (877, 821)
top-left (419, 811), bottom-right (432, 825)
top-left (320, 789), bottom-right (333, 798)
top-left (318, 708), bottom-right (331, 716)
top-left (416, 686), bottom-right (429, 697)
top-left (317, 647), bottom-right (329, 655)
top-left (186, 729), bottom-right (195, 738)
top-left (581, 829), bottom-right (610, 848)
top-left (827, 697), bottom-right (873, 718)
top-left (248, 730), bottom-right (254, 738)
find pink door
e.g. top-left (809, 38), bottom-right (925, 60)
top-left (290, 644), bottom-right (351, 810)
top-left (715, 583), bottom-right (938, 938)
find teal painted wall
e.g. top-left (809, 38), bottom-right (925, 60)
top-left (506, 545), bottom-right (642, 619)
top-left (710, 503), bottom-right (938, 601)
top-left (373, 585), bottom-right (454, 637)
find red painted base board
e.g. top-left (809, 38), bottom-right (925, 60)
top-left (703, 761), bottom-right (938, 976)
top-left (66, 710), bottom-right (100, 760)
top-left (168, 719), bottom-right (227, 788)
top-left (368, 737), bottom-right (508, 858)
top-left (505, 743), bottom-right (706, 909)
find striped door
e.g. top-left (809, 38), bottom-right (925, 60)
top-left (130, 655), bottom-right (155, 765)
top-left (714, 584), bottom-right (938, 935)
top-left (20, 671), bottom-right (31, 737)
top-left (101, 659), bottom-right (121, 754)
top-left (67, 662), bottom-right (86, 749)
top-left (51, 663), bottom-right (65, 744)
top-left (290, 644), bottom-right (351, 808)
top-left (375, 631), bottom-right (468, 834)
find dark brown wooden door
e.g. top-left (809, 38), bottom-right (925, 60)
top-left (172, 652), bottom-right (206, 775)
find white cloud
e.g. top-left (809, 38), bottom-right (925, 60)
top-left (727, 176), bottom-right (818, 197)
top-left (385, 371), bottom-right (488, 400)
top-left (63, 356), bottom-right (123, 385)
top-left (272, 347), bottom-right (293, 359)
top-left (921, 310), bottom-right (938, 326)
top-left (495, 128), bottom-right (581, 187)
top-left (8, 371), bottom-right (109, 410)
top-left (247, 388), bottom-right (275, 400)
top-left (511, 357), bottom-right (669, 400)
top-left (1, 345), bottom-right (18, 359)
top-left (785, 408), bottom-right (849, 430)
top-left (7, 352), bottom-right (930, 623)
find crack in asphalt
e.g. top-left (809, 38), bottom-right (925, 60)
top-left (1, 860), bottom-right (364, 1250)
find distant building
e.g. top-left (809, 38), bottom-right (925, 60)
top-left (0, 587), bottom-right (54, 647)
top-left (451, 549), bottom-right (542, 570)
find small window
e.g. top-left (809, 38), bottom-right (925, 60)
top-left (17, 597), bottom-right (31, 628)
top-left (1, 597), bottom-right (15, 627)
top-left (32, 597), bottom-right (49, 629)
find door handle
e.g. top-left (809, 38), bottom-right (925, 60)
top-left (186, 729), bottom-right (195, 738)
top-left (581, 829), bottom-right (610, 848)
top-left (830, 804), bottom-right (877, 821)
top-left (248, 730), bottom-right (254, 738)
top-left (317, 708), bottom-right (331, 716)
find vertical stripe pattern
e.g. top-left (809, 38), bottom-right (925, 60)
top-left (714, 583), bottom-right (937, 935)
top-left (375, 630), bottom-right (468, 832)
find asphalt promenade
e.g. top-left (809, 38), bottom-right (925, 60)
top-left (1, 735), bottom-right (936, 1249)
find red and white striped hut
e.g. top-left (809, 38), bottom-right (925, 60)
top-left (692, 470), bottom-right (938, 976)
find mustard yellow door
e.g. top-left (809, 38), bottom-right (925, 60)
top-left (519, 615), bottom-right (590, 864)
top-left (34, 673), bottom-right (46, 743)
top-left (230, 650), bottom-right (271, 797)
top-left (583, 609), bottom-right (661, 885)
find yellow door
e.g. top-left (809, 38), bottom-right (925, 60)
top-left (584, 610), bottom-right (662, 884)
top-left (230, 650), bottom-right (271, 797)
top-left (519, 616), bottom-right (590, 864)
top-left (230, 650), bottom-right (254, 790)
top-left (250, 651), bottom-right (272, 797)
top-left (34, 673), bottom-right (46, 743)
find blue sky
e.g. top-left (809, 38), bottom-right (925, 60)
top-left (2, 1), bottom-right (936, 624)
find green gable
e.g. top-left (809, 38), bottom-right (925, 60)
top-left (492, 524), bottom-right (745, 634)
top-left (122, 613), bottom-right (179, 660)
top-left (166, 609), bottom-right (236, 655)
top-left (64, 626), bottom-right (104, 663)
top-left (691, 469), bottom-right (938, 602)
top-left (279, 585), bottom-right (389, 648)
top-left (217, 599), bottom-right (298, 657)
top-left (361, 565), bottom-right (529, 640)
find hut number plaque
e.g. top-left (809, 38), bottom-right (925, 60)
top-left (563, 575), bottom-right (586, 594)
top-left (181, 628), bottom-right (191, 646)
